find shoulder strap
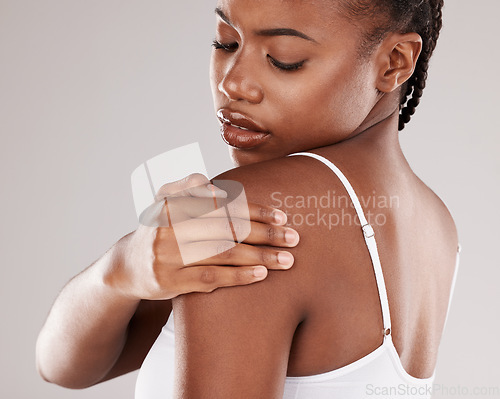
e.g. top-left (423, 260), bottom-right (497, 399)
top-left (288, 152), bottom-right (392, 337)
top-left (441, 245), bottom-right (461, 336)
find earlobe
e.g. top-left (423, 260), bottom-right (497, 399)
top-left (376, 32), bottom-right (422, 93)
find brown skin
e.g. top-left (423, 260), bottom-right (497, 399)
top-left (36, 0), bottom-right (458, 395)
top-left (172, 0), bottom-right (459, 398)
top-left (210, 0), bottom-right (421, 166)
top-left (36, 175), bottom-right (300, 388)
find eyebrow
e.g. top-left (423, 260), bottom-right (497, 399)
top-left (214, 7), bottom-right (318, 44)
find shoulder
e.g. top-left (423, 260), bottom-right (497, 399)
top-left (413, 174), bottom-right (460, 254)
top-left (205, 154), bottom-right (370, 299)
top-left (173, 156), bottom-right (321, 333)
top-left (170, 155), bottom-right (359, 397)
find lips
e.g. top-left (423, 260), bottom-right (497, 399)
top-left (217, 109), bottom-right (268, 133)
top-left (217, 108), bottom-right (271, 149)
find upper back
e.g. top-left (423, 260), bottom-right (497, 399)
top-left (135, 139), bottom-right (461, 399)
top-left (221, 143), bottom-right (459, 381)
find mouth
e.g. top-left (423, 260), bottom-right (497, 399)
top-left (217, 109), bottom-right (271, 149)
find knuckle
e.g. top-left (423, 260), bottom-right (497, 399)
top-left (150, 258), bottom-right (165, 292)
top-left (216, 242), bottom-right (233, 259)
top-left (260, 249), bottom-right (273, 265)
top-left (200, 268), bottom-right (217, 285)
top-left (185, 173), bottom-right (208, 186)
top-left (260, 206), bottom-right (268, 221)
top-left (155, 183), bottom-right (173, 199)
top-left (267, 226), bottom-right (277, 243)
top-left (234, 268), bottom-right (249, 284)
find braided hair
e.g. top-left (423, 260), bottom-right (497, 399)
top-left (338, 0), bottom-right (444, 131)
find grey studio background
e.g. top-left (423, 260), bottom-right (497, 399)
top-left (0, 1), bottom-right (498, 398)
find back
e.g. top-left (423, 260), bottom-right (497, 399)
top-left (280, 150), bottom-right (459, 398)
top-left (135, 140), bottom-right (460, 399)
top-left (277, 146), bottom-right (459, 383)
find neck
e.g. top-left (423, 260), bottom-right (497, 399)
top-left (319, 109), bottom-right (403, 157)
top-left (342, 88), bottom-right (407, 153)
top-left (310, 93), bottom-right (410, 170)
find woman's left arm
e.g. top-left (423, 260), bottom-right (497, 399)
top-left (170, 163), bottom-right (309, 398)
top-left (171, 266), bottom-right (303, 399)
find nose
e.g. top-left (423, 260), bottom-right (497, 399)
top-left (217, 53), bottom-right (264, 104)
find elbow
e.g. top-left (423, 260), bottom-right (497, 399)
top-left (36, 362), bottom-right (98, 389)
top-left (35, 337), bottom-right (95, 390)
top-left (36, 361), bottom-right (63, 388)
top-left (36, 356), bottom-right (93, 390)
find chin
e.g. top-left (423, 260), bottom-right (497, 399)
top-left (228, 147), bottom-right (283, 168)
top-left (229, 148), bottom-right (258, 167)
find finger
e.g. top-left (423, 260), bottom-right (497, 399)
top-left (166, 196), bottom-right (287, 225)
top-left (192, 183), bottom-right (228, 198)
top-left (173, 217), bottom-right (300, 248)
top-left (180, 240), bottom-right (294, 270)
top-left (246, 202), bottom-right (287, 225)
top-left (176, 265), bottom-right (269, 294)
top-left (167, 183), bottom-right (228, 199)
top-left (155, 173), bottom-right (225, 201)
top-left (142, 196), bottom-right (227, 228)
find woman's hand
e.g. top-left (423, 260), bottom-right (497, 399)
top-left (36, 172), bottom-right (299, 388)
top-left (106, 173), bottom-right (299, 301)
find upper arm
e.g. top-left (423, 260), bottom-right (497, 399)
top-left (171, 166), bottom-right (308, 398)
top-left (171, 272), bottom-right (302, 398)
top-left (97, 299), bottom-right (172, 383)
top-left (170, 159), bottom-right (358, 398)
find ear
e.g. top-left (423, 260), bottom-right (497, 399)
top-left (375, 32), bottom-right (422, 93)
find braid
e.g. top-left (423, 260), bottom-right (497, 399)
top-left (338, 0), bottom-right (445, 131)
top-left (399, 0), bottom-right (444, 131)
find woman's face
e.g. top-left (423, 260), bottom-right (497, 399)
top-left (210, 0), bottom-right (379, 166)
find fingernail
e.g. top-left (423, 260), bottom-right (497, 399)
top-left (273, 210), bottom-right (287, 225)
top-left (278, 251), bottom-right (294, 266)
top-left (285, 228), bottom-right (299, 244)
top-left (253, 266), bottom-right (268, 278)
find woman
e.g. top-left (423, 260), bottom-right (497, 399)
top-left (38, 0), bottom-right (460, 398)
top-left (136, 0), bottom-right (459, 397)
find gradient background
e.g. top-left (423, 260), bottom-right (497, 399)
top-left (1, 1), bottom-right (498, 398)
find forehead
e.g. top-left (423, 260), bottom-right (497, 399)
top-left (215, 0), bottom-right (355, 44)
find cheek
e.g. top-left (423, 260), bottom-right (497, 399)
top-left (268, 75), bottom-right (353, 137)
top-left (209, 55), bottom-right (223, 105)
top-left (209, 57), bottom-right (217, 94)
top-left (300, 64), bottom-right (373, 134)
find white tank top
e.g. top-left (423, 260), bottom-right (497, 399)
top-left (135, 152), bottom-right (461, 399)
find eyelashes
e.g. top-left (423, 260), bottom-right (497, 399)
top-left (211, 40), bottom-right (239, 52)
top-left (211, 39), bottom-right (306, 72)
top-left (267, 56), bottom-right (305, 72)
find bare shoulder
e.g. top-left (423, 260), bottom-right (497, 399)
top-left (186, 152), bottom-right (372, 324)
top-left (176, 155), bottom-right (328, 320)
top-left (209, 153), bottom-right (374, 293)
top-left (412, 172), bottom-right (460, 253)
top-left (170, 155), bottom-right (363, 396)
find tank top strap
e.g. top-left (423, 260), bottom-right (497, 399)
top-left (288, 152), bottom-right (392, 337)
top-left (441, 245), bottom-right (461, 336)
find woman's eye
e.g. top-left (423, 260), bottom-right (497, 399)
top-left (212, 40), bottom-right (238, 52)
top-left (267, 55), bottom-right (305, 72)
top-left (211, 40), bottom-right (305, 72)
